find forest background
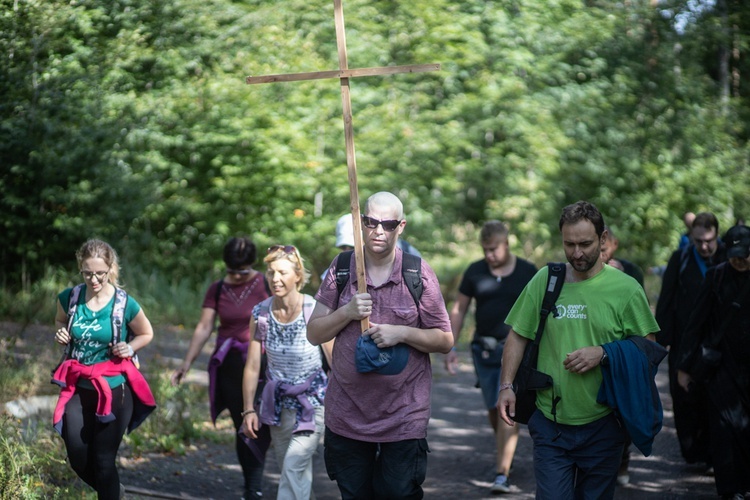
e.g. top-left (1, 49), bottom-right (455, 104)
top-left (3, 0), bottom-right (750, 322)
top-left (0, 1), bottom-right (748, 496)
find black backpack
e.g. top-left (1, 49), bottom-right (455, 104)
top-left (334, 250), bottom-right (423, 307)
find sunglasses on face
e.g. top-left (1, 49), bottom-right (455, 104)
top-left (267, 245), bottom-right (297, 255)
top-left (225, 268), bottom-right (252, 275)
top-left (361, 215), bottom-right (402, 232)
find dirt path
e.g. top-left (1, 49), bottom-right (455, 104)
top-left (0, 322), bottom-right (717, 499)
top-left (118, 351), bottom-right (717, 500)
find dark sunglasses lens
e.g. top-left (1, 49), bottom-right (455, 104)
top-left (227, 269), bottom-right (251, 275)
top-left (362, 216), bottom-right (399, 231)
top-left (362, 216), bottom-right (377, 229)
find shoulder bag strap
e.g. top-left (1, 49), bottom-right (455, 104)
top-left (534, 262), bottom-right (566, 345)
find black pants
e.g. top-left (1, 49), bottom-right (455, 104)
top-left (324, 427), bottom-right (428, 500)
top-left (62, 384), bottom-right (133, 500)
top-left (217, 348), bottom-right (266, 494)
top-left (669, 361), bottom-right (711, 464)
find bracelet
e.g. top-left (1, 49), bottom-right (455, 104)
top-left (241, 409), bottom-right (256, 417)
top-left (499, 382), bottom-right (515, 393)
top-left (127, 344), bottom-right (134, 358)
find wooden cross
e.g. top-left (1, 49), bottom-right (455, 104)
top-left (246, 0), bottom-right (439, 330)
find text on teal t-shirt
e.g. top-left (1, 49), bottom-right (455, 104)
top-left (58, 286), bottom-right (142, 389)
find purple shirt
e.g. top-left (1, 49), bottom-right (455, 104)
top-left (203, 274), bottom-right (269, 343)
top-left (315, 249), bottom-right (451, 441)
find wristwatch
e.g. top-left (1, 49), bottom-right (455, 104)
top-left (499, 382), bottom-right (515, 393)
top-left (600, 349), bottom-right (609, 367)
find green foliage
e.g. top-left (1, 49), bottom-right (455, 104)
top-left (124, 365), bottom-right (233, 456)
top-left (0, 415), bottom-right (81, 499)
top-left (2, 0), bottom-right (750, 290)
top-left (0, 351), bottom-right (53, 403)
top-left (122, 264), bottom-right (212, 327)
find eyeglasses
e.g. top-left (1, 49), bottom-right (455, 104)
top-left (80, 270), bottom-right (109, 281)
top-left (267, 245), bottom-right (297, 255)
top-left (361, 215), bottom-right (402, 232)
top-left (225, 269), bottom-right (252, 275)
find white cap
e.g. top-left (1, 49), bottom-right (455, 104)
top-left (335, 214), bottom-right (355, 248)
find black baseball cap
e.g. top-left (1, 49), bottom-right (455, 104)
top-left (725, 225), bottom-right (750, 259)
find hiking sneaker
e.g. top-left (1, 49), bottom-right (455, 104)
top-left (491, 474), bottom-right (512, 494)
top-left (616, 462), bottom-right (630, 486)
top-left (616, 471), bottom-right (630, 486)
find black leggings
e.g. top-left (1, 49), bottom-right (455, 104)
top-left (217, 348), bottom-right (266, 494)
top-left (62, 384), bottom-right (133, 500)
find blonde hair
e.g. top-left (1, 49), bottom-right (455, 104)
top-left (264, 245), bottom-right (310, 291)
top-left (75, 239), bottom-right (121, 287)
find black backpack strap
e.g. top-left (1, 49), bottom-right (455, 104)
top-left (334, 251), bottom-right (354, 308)
top-left (401, 252), bottom-right (423, 306)
top-left (536, 262), bottom-right (566, 340)
top-left (678, 245), bottom-right (691, 277)
top-left (333, 250), bottom-right (423, 308)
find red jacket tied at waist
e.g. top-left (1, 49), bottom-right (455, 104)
top-left (51, 358), bottom-right (156, 434)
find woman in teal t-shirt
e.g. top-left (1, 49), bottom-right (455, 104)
top-left (53, 239), bottom-right (154, 500)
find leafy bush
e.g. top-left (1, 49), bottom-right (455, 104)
top-left (0, 414), bottom-right (85, 499)
top-left (124, 369), bottom-right (207, 456)
top-left (0, 268), bottom-right (73, 326)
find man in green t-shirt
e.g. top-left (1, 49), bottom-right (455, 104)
top-left (497, 201), bottom-right (659, 499)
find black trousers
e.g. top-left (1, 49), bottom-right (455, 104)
top-left (217, 348), bottom-right (266, 494)
top-left (62, 384), bottom-right (132, 500)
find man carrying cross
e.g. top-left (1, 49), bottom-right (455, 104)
top-left (307, 191), bottom-right (453, 499)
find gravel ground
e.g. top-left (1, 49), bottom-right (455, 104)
top-left (1, 322), bottom-right (718, 499)
top-left (118, 351), bottom-right (718, 500)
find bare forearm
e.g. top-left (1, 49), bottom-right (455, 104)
top-left (448, 294), bottom-right (470, 344)
top-left (500, 330), bottom-right (528, 384)
top-left (402, 326), bottom-right (454, 354)
top-left (127, 310), bottom-right (154, 352)
top-left (181, 324), bottom-right (213, 368)
top-left (307, 301), bottom-right (358, 345)
top-left (449, 313), bottom-right (465, 344)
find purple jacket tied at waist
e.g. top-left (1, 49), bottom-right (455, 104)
top-left (209, 336), bottom-right (249, 423)
top-left (51, 358), bottom-right (156, 435)
top-left (260, 368), bottom-right (326, 434)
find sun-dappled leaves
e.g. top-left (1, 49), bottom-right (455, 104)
top-left (2, 0), bottom-right (750, 289)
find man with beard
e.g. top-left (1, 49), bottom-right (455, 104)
top-left (444, 220), bottom-right (537, 494)
top-left (656, 211), bottom-right (726, 469)
top-left (497, 201), bottom-right (659, 499)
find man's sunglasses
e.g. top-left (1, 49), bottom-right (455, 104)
top-left (361, 215), bottom-right (402, 232)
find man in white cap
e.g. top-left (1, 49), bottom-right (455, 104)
top-left (334, 214), bottom-right (356, 252)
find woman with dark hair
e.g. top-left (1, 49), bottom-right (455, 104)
top-left (171, 236), bottom-right (270, 499)
top-left (53, 239), bottom-right (155, 499)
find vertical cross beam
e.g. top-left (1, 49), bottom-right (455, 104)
top-left (246, 0), bottom-right (440, 330)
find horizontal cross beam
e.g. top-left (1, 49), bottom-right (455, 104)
top-left (246, 63), bottom-right (440, 85)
